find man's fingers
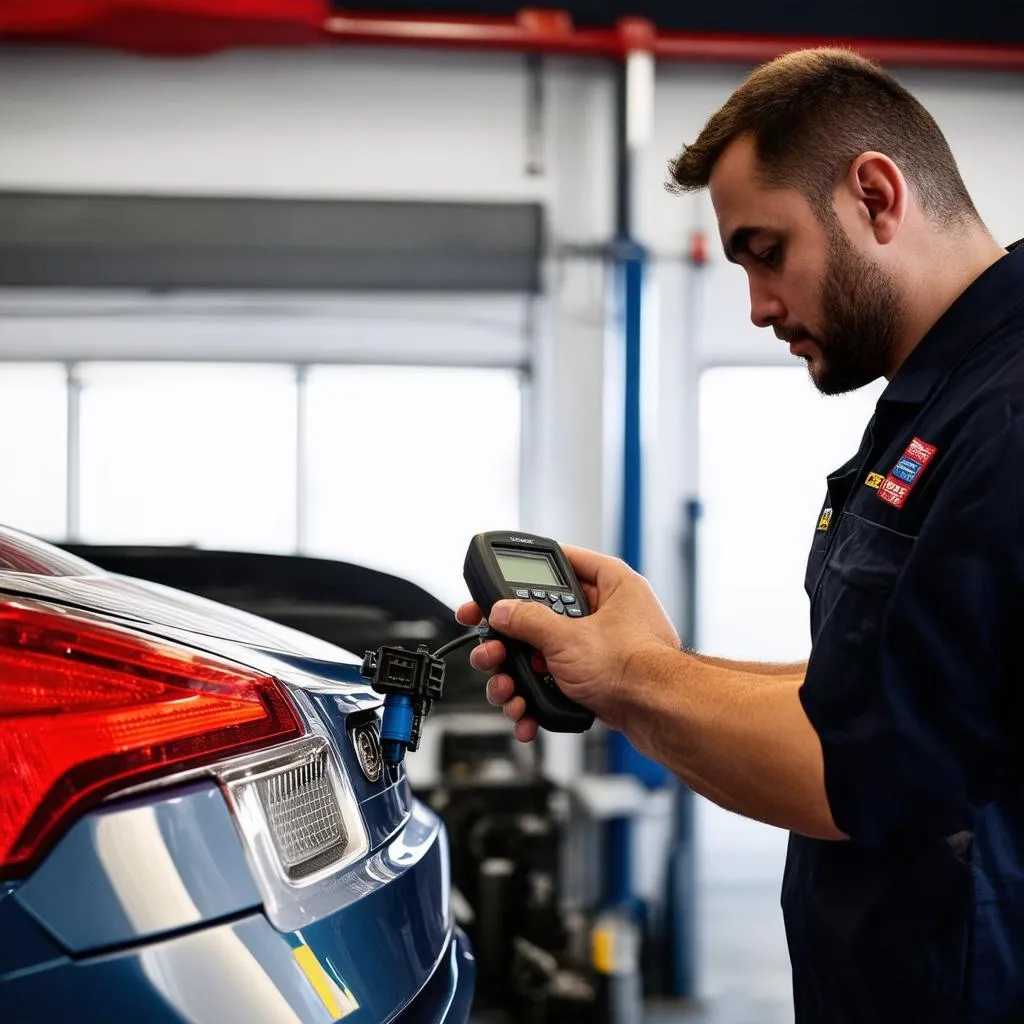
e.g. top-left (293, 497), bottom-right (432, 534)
top-left (560, 544), bottom-right (617, 587)
top-left (514, 717), bottom-right (539, 743)
top-left (456, 601), bottom-right (483, 627)
top-left (502, 696), bottom-right (527, 722)
top-left (484, 675), bottom-right (537, 742)
top-left (486, 675), bottom-right (515, 706)
top-left (470, 639), bottom-right (506, 673)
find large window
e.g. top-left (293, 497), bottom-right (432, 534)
top-left (304, 365), bottom-right (523, 607)
top-left (78, 364), bottom-right (298, 552)
top-left (1, 361), bottom-right (523, 610)
top-left (0, 363), bottom-right (67, 539)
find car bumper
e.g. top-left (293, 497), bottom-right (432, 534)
top-left (2, 781), bottom-right (475, 1024)
top-left (1, 913), bottom-right (474, 1024)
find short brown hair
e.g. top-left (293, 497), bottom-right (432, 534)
top-left (668, 48), bottom-right (977, 226)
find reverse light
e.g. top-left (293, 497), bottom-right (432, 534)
top-left (0, 598), bottom-right (303, 878)
top-left (221, 735), bottom-right (370, 908)
top-left (255, 750), bottom-right (348, 878)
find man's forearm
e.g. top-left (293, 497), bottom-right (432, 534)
top-left (688, 651), bottom-right (809, 676)
top-left (621, 646), bottom-right (845, 841)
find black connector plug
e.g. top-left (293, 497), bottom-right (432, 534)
top-left (361, 644), bottom-right (446, 766)
top-left (361, 645), bottom-right (445, 701)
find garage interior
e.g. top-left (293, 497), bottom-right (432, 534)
top-left (2, 4), bottom-right (1023, 1022)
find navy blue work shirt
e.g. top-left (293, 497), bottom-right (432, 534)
top-left (783, 240), bottom-right (1024, 1022)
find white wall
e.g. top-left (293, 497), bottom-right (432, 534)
top-left (0, 46), bottom-right (542, 200)
top-left (0, 46), bottom-right (615, 564)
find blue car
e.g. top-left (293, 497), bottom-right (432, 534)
top-left (0, 525), bottom-right (475, 1023)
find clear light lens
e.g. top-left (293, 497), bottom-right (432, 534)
top-left (255, 751), bottom-right (348, 878)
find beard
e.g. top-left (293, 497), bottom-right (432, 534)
top-left (807, 228), bottom-right (903, 396)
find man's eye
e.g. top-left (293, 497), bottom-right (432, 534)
top-left (756, 245), bottom-right (781, 267)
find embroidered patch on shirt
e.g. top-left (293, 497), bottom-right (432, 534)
top-left (864, 472), bottom-right (885, 490)
top-left (877, 437), bottom-right (937, 509)
top-left (816, 507), bottom-right (833, 531)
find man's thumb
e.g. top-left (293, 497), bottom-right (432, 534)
top-left (488, 599), bottom-right (550, 644)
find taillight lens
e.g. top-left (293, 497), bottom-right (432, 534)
top-left (0, 598), bottom-right (302, 878)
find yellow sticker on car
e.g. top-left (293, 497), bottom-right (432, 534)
top-left (293, 945), bottom-right (360, 1020)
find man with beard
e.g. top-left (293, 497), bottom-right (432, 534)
top-left (459, 49), bottom-right (1024, 1022)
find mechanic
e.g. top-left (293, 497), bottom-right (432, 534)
top-left (458, 49), bottom-right (1024, 1022)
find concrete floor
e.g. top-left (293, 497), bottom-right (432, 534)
top-left (648, 880), bottom-right (794, 1023)
top-left (471, 879), bottom-right (795, 1024)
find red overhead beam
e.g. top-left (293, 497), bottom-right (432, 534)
top-left (653, 32), bottom-right (1024, 71)
top-left (2, 4), bottom-right (1024, 70)
top-left (324, 11), bottom-right (1024, 70)
top-left (322, 9), bottom-right (634, 57)
top-left (0, 0), bottom-right (328, 54)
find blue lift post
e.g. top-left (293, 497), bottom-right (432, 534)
top-left (606, 45), bottom-right (696, 1002)
top-left (606, 236), bottom-right (654, 913)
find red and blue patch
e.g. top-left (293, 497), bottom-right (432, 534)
top-left (877, 437), bottom-right (937, 509)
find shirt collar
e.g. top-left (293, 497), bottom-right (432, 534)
top-left (878, 238), bottom-right (1024, 406)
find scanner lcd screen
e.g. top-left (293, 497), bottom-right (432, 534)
top-left (494, 549), bottom-right (563, 587)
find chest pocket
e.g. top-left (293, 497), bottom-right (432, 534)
top-left (812, 513), bottom-right (917, 641)
top-left (806, 514), bottom-right (918, 728)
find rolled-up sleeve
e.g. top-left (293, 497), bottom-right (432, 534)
top-left (799, 410), bottom-right (1024, 848)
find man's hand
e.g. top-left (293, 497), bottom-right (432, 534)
top-left (455, 544), bottom-right (680, 741)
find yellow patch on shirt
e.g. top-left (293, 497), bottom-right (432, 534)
top-left (816, 507), bottom-right (833, 531)
top-left (865, 472), bottom-right (885, 490)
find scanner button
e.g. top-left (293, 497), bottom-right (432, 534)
top-left (562, 594), bottom-right (577, 605)
top-left (514, 588), bottom-right (531, 599)
top-left (547, 592), bottom-right (560, 602)
top-left (530, 589), bottom-right (547, 600)
top-left (551, 601), bottom-right (565, 615)
top-left (530, 652), bottom-right (548, 674)
top-left (567, 607), bottom-right (584, 617)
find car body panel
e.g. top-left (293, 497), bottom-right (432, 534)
top-left (0, 884), bottom-right (65, 980)
top-left (6, 798), bottom-right (459, 1022)
top-left (14, 782), bottom-right (262, 955)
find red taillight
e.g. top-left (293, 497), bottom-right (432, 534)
top-left (0, 598), bottom-right (303, 877)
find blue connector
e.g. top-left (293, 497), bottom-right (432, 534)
top-left (381, 694), bottom-right (415, 766)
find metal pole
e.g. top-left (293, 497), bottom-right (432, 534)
top-left (618, 246), bottom-right (644, 572)
top-left (295, 363), bottom-right (308, 554)
top-left (65, 362), bottom-right (81, 541)
top-left (524, 53), bottom-right (546, 177)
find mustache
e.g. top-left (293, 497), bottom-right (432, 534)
top-left (774, 326), bottom-right (815, 344)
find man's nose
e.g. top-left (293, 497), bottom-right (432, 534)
top-left (748, 277), bottom-right (786, 329)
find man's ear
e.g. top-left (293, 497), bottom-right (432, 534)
top-left (847, 152), bottom-right (906, 244)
